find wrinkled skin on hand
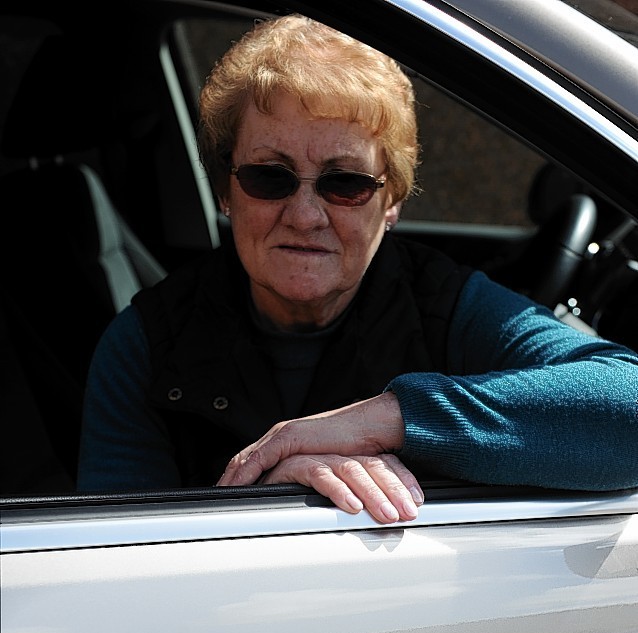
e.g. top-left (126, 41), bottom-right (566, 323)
top-left (218, 392), bottom-right (424, 524)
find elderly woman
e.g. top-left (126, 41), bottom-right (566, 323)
top-left (77, 15), bottom-right (638, 524)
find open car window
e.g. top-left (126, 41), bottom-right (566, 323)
top-left (1, 0), bottom-right (637, 513)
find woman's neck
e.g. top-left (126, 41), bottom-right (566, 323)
top-left (249, 283), bottom-right (359, 333)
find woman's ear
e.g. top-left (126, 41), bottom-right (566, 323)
top-left (218, 194), bottom-right (231, 218)
top-left (384, 200), bottom-right (402, 229)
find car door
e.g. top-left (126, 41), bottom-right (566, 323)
top-left (2, 0), bottom-right (638, 631)
top-left (3, 484), bottom-right (638, 632)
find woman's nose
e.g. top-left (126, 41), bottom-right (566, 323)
top-left (280, 182), bottom-right (331, 230)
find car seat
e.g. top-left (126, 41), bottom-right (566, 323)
top-left (0, 34), bottom-right (167, 494)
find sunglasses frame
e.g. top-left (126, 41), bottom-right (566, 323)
top-left (230, 163), bottom-right (385, 207)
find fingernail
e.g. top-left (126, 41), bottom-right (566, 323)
top-left (410, 486), bottom-right (424, 505)
top-left (381, 501), bottom-right (400, 522)
top-left (345, 493), bottom-right (364, 513)
top-left (402, 498), bottom-right (418, 519)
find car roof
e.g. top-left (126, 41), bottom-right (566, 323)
top-left (442, 0), bottom-right (638, 122)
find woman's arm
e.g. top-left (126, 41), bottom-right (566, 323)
top-left (393, 271), bottom-right (638, 491)
top-left (219, 272), bottom-right (638, 518)
top-left (76, 305), bottom-right (181, 492)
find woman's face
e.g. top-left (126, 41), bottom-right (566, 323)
top-left (220, 92), bottom-right (400, 330)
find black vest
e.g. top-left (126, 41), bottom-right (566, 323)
top-left (132, 235), bottom-right (471, 485)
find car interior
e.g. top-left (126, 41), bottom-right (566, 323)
top-left (1, 1), bottom-right (637, 499)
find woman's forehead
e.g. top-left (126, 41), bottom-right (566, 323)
top-left (235, 94), bottom-right (383, 166)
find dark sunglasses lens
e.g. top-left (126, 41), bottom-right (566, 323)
top-left (318, 172), bottom-right (377, 206)
top-left (236, 165), bottom-right (297, 200)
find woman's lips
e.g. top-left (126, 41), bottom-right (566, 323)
top-left (278, 244), bottom-right (331, 254)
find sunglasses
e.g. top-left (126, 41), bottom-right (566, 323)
top-left (230, 164), bottom-right (385, 207)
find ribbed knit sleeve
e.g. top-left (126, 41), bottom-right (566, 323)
top-left (387, 272), bottom-right (638, 491)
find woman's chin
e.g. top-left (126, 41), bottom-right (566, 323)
top-left (254, 278), bottom-right (357, 325)
top-left (276, 283), bottom-right (338, 305)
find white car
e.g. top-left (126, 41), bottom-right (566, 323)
top-left (2, 0), bottom-right (637, 631)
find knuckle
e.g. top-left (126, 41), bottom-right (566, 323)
top-left (358, 454), bottom-right (385, 469)
top-left (246, 447), bottom-right (268, 470)
top-left (385, 481), bottom-right (410, 497)
top-left (358, 455), bottom-right (397, 478)
top-left (336, 458), bottom-right (366, 480)
top-left (305, 457), bottom-right (332, 479)
top-left (227, 453), bottom-right (242, 469)
top-left (380, 453), bottom-right (400, 466)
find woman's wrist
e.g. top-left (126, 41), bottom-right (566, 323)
top-left (346, 391), bottom-right (405, 454)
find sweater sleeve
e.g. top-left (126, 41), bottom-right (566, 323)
top-left (76, 305), bottom-right (181, 492)
top-left (387, 271), bottom-right (638, 491)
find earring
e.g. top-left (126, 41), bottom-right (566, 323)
top-left (385, 221), bottom-right (393, 232)
top-left (224, 207), bottom-right (231, 217)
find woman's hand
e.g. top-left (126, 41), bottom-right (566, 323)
top-left (217, 392), bottom-right (424, 522)
top-left (260, 453), bottom-right (423, 524)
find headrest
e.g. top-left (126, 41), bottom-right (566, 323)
top-left (2, 35), bottom-right (113, 159)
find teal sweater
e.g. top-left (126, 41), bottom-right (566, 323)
top-left (390, 272), bottom-right (638, 490)
top-left (78, 271), bottom-right (638, 492)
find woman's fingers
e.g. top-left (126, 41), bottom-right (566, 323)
top-left (260, 453), bottom-right (424, 524)
top-left (218, 393), bottom-right (406, 487)
top-left (217, 421), bottom-right (292, 486)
